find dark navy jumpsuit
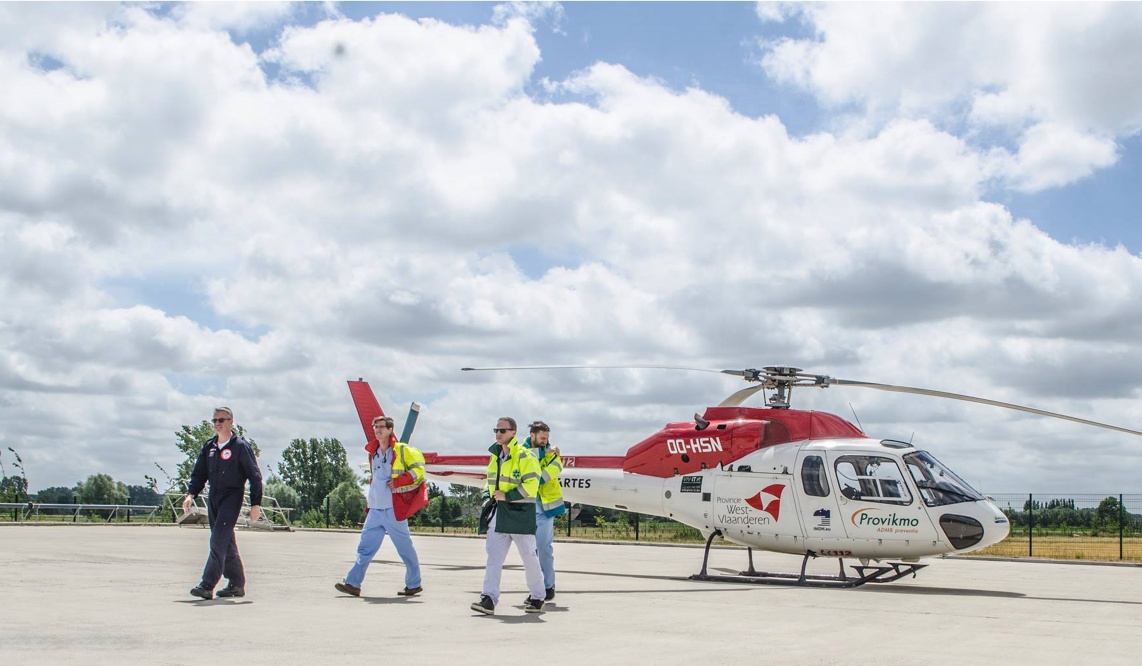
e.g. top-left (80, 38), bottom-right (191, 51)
top-left (187, 434), bottom-right (263, 590)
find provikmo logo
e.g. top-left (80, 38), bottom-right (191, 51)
top-left (851, 508), bottom-right (920, 528)
top-left (744, 484), bottom-right (785, 521)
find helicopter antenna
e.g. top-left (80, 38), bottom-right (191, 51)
top-left (848, 402), bottom-right (864, 433)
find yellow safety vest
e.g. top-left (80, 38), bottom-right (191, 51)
top-left (485, 437), bottom-right (541, 504)
top-left (376, 441), bottom-right (425, 493)
top-left (524, 437), bottom-right (566, 516)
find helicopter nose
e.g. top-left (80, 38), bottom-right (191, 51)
top-left (939, 501), bottom-right (1010, 552)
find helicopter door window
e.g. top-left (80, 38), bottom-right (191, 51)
top-left (800, 456), bottom-right (830, 497)
top-left (833, 456), bottom-right (912, 505)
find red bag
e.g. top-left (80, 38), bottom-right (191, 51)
top-left (392, 480), bottom-right (429, 521)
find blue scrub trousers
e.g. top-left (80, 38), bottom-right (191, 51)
top-left (535, 505), bottom-right (556, 589)
top-left (345, 507), bottom-right (422, 589)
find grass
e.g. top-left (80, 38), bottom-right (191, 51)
top-left (968, 535), bottom-right (1142, 562)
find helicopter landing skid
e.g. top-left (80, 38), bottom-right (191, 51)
top-left (689, 532), bottom-right (927, 588)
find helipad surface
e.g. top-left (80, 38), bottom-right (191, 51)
top-left (2, 525), bottom-right (1141, 665)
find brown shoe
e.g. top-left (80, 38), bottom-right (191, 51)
top-left (397, 586), bottom-right (423, 596)
top-left (335, 582), bottom-right (361, 597)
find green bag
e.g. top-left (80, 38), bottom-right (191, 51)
top-left (493, 500), bottom-right (537, 535)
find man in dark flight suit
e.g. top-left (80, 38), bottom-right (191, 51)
top-left (183, 407), bottom-right (263, 600)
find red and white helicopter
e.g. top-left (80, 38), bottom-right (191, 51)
top-left (347, 365), bottom-right (1142, 588)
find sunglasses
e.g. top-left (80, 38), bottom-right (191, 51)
top-left (211, 418), bottom-right (231, 424)
top-left (492, 428), bottom-right (514, 434)
top-left (373, 424), bottom-right (392, 429)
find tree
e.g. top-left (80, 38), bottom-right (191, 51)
top-left (35, 486), bottom-right (76, 504)
top-left (327, 480), bottom-right (366, 527)
top-left (1095, 496), bottom-right (1122, 532)
top-left (0, 447), bottom-right (29, 503)
top-left (173, 421), bottom-right (261, 493)
top-left (75, 474), bottom-right (129, 505)
top-left (277, 438), bottom-right (355, 513)
top-left (127, 484), bottom-right (163, 506)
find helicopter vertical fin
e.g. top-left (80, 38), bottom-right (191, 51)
top-left (347, 379), bottom-right (384, 449)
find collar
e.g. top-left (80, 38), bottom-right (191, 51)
top-left (366, 434), bottom-right (398, 457)
top-left (488, 436), bottom-right (519, 457)
top-left (214, 434), bottom-right (235, 449)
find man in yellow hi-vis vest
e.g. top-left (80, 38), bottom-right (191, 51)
top-left (470, 417), bottom-right (546, 615)
top-left (523, 420), bottom-right (565, 603)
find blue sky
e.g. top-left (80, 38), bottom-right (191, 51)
top-left (2, 1), bottom-right (1142, 494)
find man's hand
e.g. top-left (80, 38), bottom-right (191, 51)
top-left (386, 479), bottom-right (396, 489)
top-left (493, 490), bottom-right (506, 502)
top-left (552, 446), bottom-right (560, 456)
top-left (181, 494), bottom-right (194, 514)
top-left (249, 505), bottom-right (261, 523)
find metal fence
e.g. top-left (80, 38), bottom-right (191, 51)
top-left (0, 502), bottom-right (161, 523)
top-left (9, 491), bottom-right (1142, 562)
top-left (972, 493), bottom-right (1142, 562)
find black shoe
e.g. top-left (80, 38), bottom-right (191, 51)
top-left (190, 586), bottom-right (213, 600)
top-left (524, 597), bottom-right (545, 613)
top-left (545, 586), bottom-right (555, 601)
top-left (397, 586), bottom-right (423, 596)
top-left (216, 586), bottom-right (245, 598)
top-left (471, 595), bottom-right (495, 615)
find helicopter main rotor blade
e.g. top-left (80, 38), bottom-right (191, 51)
top-left (462, 364), bottom-right (726, 374)
top-left (718, 384), bottom-right (766, 407)
top-left (830, 378), bottom-right (1142, 437)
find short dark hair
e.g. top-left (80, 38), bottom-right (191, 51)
top-left (529, 420), bottom-right (550, 433)
top-left (497, 417), bottom-right (517, 431)
top-left (372, 415), bottom-right (394, 429)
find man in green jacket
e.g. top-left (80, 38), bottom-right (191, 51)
top-left (470, 417), bottom-right (546, 615)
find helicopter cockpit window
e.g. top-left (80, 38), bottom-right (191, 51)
top-left (834, 456), bottom-right (912, 505)
top-left (903, 451), bottom-right (984, 507)
top-left (801, 456), bottom-right (830, 497)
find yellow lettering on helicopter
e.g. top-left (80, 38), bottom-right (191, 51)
top-left (665, 437), bottom-right (724, 455)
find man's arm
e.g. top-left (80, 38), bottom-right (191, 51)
top-left (182, 444), bottom-right (210, 513)
top-left (389, 444), bottom-right (426, 492)
top-left (239, 440), bottom-right (263, 522)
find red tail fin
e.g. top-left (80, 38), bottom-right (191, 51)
top-left (347, 379), bottom-right (384, 450)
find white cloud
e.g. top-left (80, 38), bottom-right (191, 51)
top-left (0, 5), bottom-right (1140, 497)
top-left (171, 1), bottom-right (297, 34)
top-left (994, 122), bottom-right (1119, 194)
top-left (758, 3), bottom-right (1142, 190)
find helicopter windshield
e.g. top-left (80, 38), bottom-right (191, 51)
top-left (903, 451), bottom-right (984, 507)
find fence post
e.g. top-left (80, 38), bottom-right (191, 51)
top-left (440, 496), bottom-right (445, 533)
top-left (127, 497), bottom-right (131, 523)
top-left (1120, 493), bottom-right (1125, 561)
top-left (74, 494), bottom-right (79, 523)
top-left (567, 504), bottom-right (572, 537)
top-left (1028, 493), bottom-right (1034, 557)
top-left (324, 496), bottom-right (330, 528)
top-left (634, 512), bottom-right (640, 541)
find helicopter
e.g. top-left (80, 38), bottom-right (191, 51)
top-left (347, 366), bottom-right (1142, 588)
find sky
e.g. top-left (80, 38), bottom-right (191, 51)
top-left (3, 1), bottom-right (1142, 496)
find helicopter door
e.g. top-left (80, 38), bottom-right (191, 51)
top-left (828, 452), bottom-right (939, 553)
top-left (711, 471), bottom-right (803, 553)
top-left (794, 452), bottom-right (845, 547)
